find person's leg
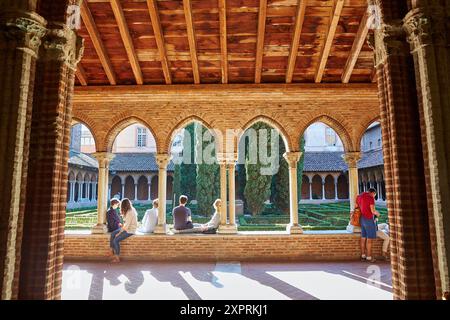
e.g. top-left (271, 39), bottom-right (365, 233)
top-left (377, 230), bottom-right (390, 258)
top-left (365, 219), bottom-right (377, 262)
top-left (110, 228), bottom-right (121, 254)
top-left (366, 238), bottom-right (373, 258)
top-left (113, 231), bottom-right (133, 256)
top-left (360, 220), bottom-right (368, 260)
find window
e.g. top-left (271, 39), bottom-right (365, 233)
top-left (137, 127), bottom-right (147, 147)
top-left (325, 127), bottom-right (336, 146)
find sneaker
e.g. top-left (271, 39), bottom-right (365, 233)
top-left (366, 257), bottom-right (377, 263)
top-left (360, 256), bottom-right (367, 262)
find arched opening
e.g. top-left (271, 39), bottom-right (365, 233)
top-left (166, 176), bottom-right (174, 201)
top-left (124, 176), bottom-right (135, 200)
top-left (311, 175), bottom-right (323, 200)
top-left (137, 176), bottom-right (148, 200)
top-left (324, 175), bottom-right (335, 199)
top-left (337, 174), bottom-right (349, 199)
top-left (151, 175), bottom-right (159, 200)
top-left (301, 175), bottom-right (310, 200)
top-left (110, 176), bottom-right (122, 199)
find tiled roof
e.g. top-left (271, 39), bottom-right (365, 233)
top-left (68, 151), bottom-right (98, 169)
top-left (303, 149), bottom-right (384, 172)
top-left (109, 153), bottom-right (175, 172)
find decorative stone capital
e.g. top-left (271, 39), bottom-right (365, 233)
top-left (217, 152), bottom-right (238, 165)
top-left (156, 154), bottom-right (172, 169)
top-left (41, 25), bottom-right (84, 70)
top-left (283, 152), bottom-right (302, 169)
top-left (1, 11), bottom-right (47, 57)
top-left (92, 152), bottom-right (115, 168)
top-left (374, 20), bottom-right (409, 66)
top-left (342, 152), bottom-right (361, 168)
top-left (403, 7), bottom-right (447, 51)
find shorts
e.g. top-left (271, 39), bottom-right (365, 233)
top-left (360, 216), bottom-right (377, 239)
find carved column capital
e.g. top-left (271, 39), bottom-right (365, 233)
top-left (92, 152), bottom-right (115, 168)
top-left (0, 11), bottom-right (47, 57)
top-left (41, 25), bottom-right (84, 70)
top-left (374, 20), bottom-right (409, 66)
top-left (403, 7), bottom-right (447, 51)
top-left (283, 152), bottom-right (302, 169)
top-left (156, 154), bottom-right (172, 169)
top-left (342, 152), bottom-right (361, 168)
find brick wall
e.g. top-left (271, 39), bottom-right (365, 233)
top-left (64, 233), bottom-right (384, 262)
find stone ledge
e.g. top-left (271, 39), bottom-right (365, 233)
top-left (64, 232), bottom-right (384, 262)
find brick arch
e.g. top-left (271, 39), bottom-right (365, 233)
top-left (68, 171), bottom-right (75, 181)
top-left (71, 116), bottom-right (99, 150)
top-left (238, 115), bottom-right (293, 152)
top-left (356, 117), bottom-right (382, 148)
top-left (297, 114), bottom-right (355, 152)
top-left (164, 115), bottom-right (221, 154)
top-left (104, 116), bottom-right (158, 153)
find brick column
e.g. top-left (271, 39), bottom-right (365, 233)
top-left (154, 154), bottom-right (171, 234)
top-left (217, 157), bottom-right (229, 234)
top-left (284, 152), bottom-right (303, 234)
top-left (18, 14), bottom-right (84, 299)
top-left (91, 152), bottom-right (114, 234)
top-left (343, 152), bottom-right (361, 233)
top-left (0, 4), bottom-right (46, 300)
top-left (371, 0), bottom-right (436, 299)
top-left (404, 3), bottom-right (450, 299)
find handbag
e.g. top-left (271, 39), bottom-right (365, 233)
top-left (351, 206), bottom-right (361, 227)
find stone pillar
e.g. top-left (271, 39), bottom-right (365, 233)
top-left (217, 157), bottom-right (229, 234)
top-left (121, 180), bottom-right (124, 199)
top-left (69, 182), bottom-right (75, 202)
top-left (404, 2), bottom-right (450, 299)
top-left (371, 0), bottom-right (436, 299)
top-left (309, 177), bottom-right (312, 200)
top-left (154, 154), bottom-right (171, 234)
top-left (134, 180), bottom-right (138, 201)
top-left (148, 176), bottom-right (152, 201)
top-left (18, 10), bottom-right (84, 299)
top-left (91, 153), bottom-right (114, 234)
top-left (284, 152), bottom-right (303, 234)
top-left (321, 177), bottom-right (326, 200)
top-left (334, 176), bottom-right (339, 200)
top-left (227, 160), bottom-right (238, 233)
top-left (343, 152), bottom-right (361, 233)
top-left (77, 182), bottom-right (82, 202)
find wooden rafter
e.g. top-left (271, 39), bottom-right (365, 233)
top-left (286, 0), bottom-right (307, 84)
top-left (315, 0), bottom-right (345, 83)
top-left (341, 10), bottom-right (373, 83)
top-left (80, 1), bottom-right (117, 85)
top-left (146, 0), bottom-right (172, 84)
top-left (371, 67), bottom-right (378, 83)
top-left (110, 0), bottom-right (143, 85)
top-left (75, 64), bottom-right (88, 86)
top-left (255, 0), bottom-right (267, 84)
top-left (183, 0), bottom-right (200, 84)
top-left (218, 0), bottom-right (228, 84)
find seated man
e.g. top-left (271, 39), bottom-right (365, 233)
top-left (172, 195), bottom-right (193, 231)
top-left (106, 198), bottom-right (121, 233)
top-left (377, 222), bottom-right (390, 261)
top-left (138, 199), bottom-right (159, 233)
top-left (173, 199), bottom-right (221, 234)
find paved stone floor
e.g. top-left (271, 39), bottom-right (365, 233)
top-left (62, 261), bottom-right (393, 300)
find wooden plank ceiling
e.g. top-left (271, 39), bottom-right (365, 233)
top-left (76, 0), bottom-right (375, 86)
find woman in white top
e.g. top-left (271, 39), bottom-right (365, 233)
top-left (197, 199), bottom-right (221, 232)
top-left (110, 198), bottom-right (138, 263)
top-left (139, 199), bottom-right (159, 233)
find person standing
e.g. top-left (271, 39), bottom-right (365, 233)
top-left (110, 198), bottom-right (138, 263)
top-left (356, 188), bottom-right (380, 263)
top-left (172, 195), bottom-right (193, 231)
top-left (106, 198), bottom-right (121, 233)
top-left (138, 199), bottom-right (159, 233)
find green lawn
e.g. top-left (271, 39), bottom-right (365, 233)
top-left (65, 202), bottom-right (388, 231)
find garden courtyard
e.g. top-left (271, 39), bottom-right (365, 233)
top-left (65, 202), bottom-right (389, 232)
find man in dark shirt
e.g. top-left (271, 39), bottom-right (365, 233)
top-left (106, 198), bottom-right (122, 232)
top-left (173, 195), bottom-right (193, 230)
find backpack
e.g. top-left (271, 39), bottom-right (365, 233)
top-left (351, 206), bottom-right (361, 227)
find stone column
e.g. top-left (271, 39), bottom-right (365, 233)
top-left (134, 179), bottom-right (138, 201)
top-left (321, 177), bottom-right (326, 200)
top-left (148, 176), bottom-right (152, 201)
top-left (284, 152), bottom-right (303, 234)
top-left (78, 182), bottom-right (82, 202)
top-left (309, 177), bottom-right (312, 200)
top-left (404, 3), bottom-right (450, 299)
top-left (217, 157), bottom-right (229, 234)
top-left (226, 159), bottom-right (238, 233)
top-left (154, 154), bottom-right (171, 234)
top-left (91, 153), bottom-right (115, 234)
top-left (334, 176), bottom-right (339, 200)
top-left (343, 152), bottom-right (361, 233)
top-left (69, 182), bottom-right (75, 202)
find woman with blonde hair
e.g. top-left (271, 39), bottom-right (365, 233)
top-left (110, 198), bottom-right (138, 263)
top-left (199, 199), bottom-right (222, 233)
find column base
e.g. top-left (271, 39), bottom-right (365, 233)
top-left (91, 223), bottom-right (107, 234)
top-left (287, 223), bottom-right (303, 234)
top-left (217, 224), bottom-right (238, 234)
top-left (154, 224), bottom-right (168, 234)
top-left (346, 224), bottom-right (361, 233)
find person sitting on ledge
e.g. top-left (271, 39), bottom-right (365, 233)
top-left (138, 199), bottom-right (159, 233)
top-left (173, 195), bottom-right (193, 231)
top-left (173, 199), bottom-right (222, 234)
top-left (106, 198), bottom-right (121, 233)
top-left (110, 198), bottom-right (138, 263)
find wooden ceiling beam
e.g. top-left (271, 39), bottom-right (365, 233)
top-left (110, 0), bottom-right (144, 85)
top-left (146, 0), bottom-right (172, 84)
top-left (183, 0), bottom-right (200, 84)
top-left (255, 0), bottom-right (267, 84)
top-left (75, 64), bottom-right (88, 86)
top-left (341, 10), bottom-right (373, 83)
top-left (218, 0), bottom-right (228, 84)
top-left (315, 0), bottom-right (345, 83)
top-left (286, 0), bottom-right (307, 84)
top-left (80, 1), bottom-right (117, 85)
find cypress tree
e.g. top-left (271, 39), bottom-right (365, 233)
top-left (180, 123), bottom-right (197, 201)
top-left (272, 135), bottom-right (290, 214)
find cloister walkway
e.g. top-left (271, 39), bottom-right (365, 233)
top-left (62, 261), bottom-right (392, 300)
